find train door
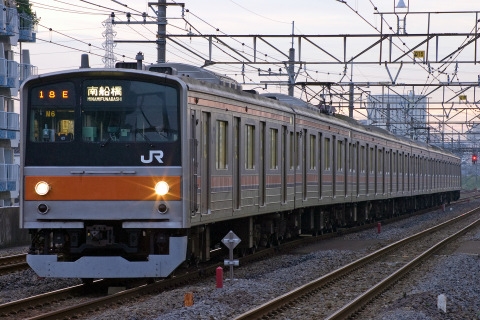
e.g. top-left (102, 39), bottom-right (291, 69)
top-left (356, 142), bottom-right (360, 197)
top-left (190, 110), bottom-right (199, 215)
top-left (382, 148), bottom-right (385, 195)
top-left (332, 136), bottom-right (336, 198)
top-left (345, 139), bottom-right (349, 197)
top-left (233, 117), bottom-right (241, 210)
top-left (282, 126), bottom-right (288, 203)
top-left (318, 132), bottom-right (322, 199)
top-left (303, 129), bottom-right (307, 200)
top-left (365, 143), bottom-right (372, 196)
top-left (200, 111), bottom-right (211, 215)
top-left (374, 146), bottom-right (378, 195)
top-left (260, 121), bottom-right (266, 206)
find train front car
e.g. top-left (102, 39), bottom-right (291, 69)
top-left (20, 69), bottom-right (189, 278)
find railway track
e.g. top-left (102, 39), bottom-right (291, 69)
top-left (233, 205), bottom-right (480, 320)
top-left (0, 196), bottom-right (477, 319)
top-left (0, 254), bottom-right (28, 276)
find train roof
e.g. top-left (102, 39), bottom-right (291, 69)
top-left (146, 63), bottom-right (242, 90)
top-left (178, 74), bottom-right (457, 160)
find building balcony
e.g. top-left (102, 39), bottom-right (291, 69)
top-left (18, 13), bottom-right (37, 43)
top-left (0, 60), bottom-right (19, 89)
top-left (0, 164), bottom-right (18, 192)
top-left (19, 63), bottom-right (37, 85)
top-left (6, 60), bottom-right (18, 88)
top-left (5, 7), bottom-right (17, 37)
top-left (0, 111), bottom-right (19, 140)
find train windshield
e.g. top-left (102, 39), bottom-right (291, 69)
top-left (26, 77), bottom-right (181, 166)
top-left (29, 81), bottom-right (76, 142)
top-left (29, 79), bottom-right (179, 143)
top-left (82, 79), bottom-right (178, 143)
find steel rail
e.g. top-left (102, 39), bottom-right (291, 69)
top-left (0, 253), bottom-right (26, 266)
top-left (233, 205), bottom-right (480, 320)
top-left (0, 282), bottom-right (99, 318)
top-left (0, 197), bottom-right (473, 319)
top-left (0, 254), bottom-right (28, 276)
top-left (326, 216), bottom-right (480, 319)
top-left (1, 210), bottom-right (433, 319)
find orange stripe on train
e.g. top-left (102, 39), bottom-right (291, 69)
top-left (25, 176), bottom-right (181, 201)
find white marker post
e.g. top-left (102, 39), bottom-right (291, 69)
top-left (221, 231), bottom-right (241, 281)
top-left (437, 294), bottom-right (447, 313)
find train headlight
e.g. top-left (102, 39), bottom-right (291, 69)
top-left (155, 181), bottom-right (169, 196)
top-left (35, 181), bottom-right (50, 196)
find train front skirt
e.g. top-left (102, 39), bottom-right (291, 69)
top-left (26, 236), bottom-right (188, 278)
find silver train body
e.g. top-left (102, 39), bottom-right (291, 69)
top-left (20, 63), bottom-right (461, 278)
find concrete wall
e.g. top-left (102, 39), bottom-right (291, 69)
top-left (0, 206), bottom-right (29, 248)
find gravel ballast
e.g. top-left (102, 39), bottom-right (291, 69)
top-left (1, 198), bottom-right (479, 319)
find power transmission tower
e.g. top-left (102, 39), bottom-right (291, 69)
top-left (102, 18), bottom-right (116, 68)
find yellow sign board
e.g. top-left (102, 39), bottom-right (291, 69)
top-left (459, 95), bottom-right (467, 101)
top-left (413, 51), bottom-right (425, 58)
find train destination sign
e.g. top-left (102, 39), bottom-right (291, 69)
top-left (31, 82), bottom-right (75, 106)
top-left (86, 85), bottom-right (123, 102)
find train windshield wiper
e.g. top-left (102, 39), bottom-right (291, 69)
top-left (100, 135), bottom-right (113, 147)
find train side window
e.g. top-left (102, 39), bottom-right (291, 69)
top-left (392, 152), bottom-right (396, 174)
top-left (245, 124), bottom-right (255, 169)
top-left (216, 120), bottom-right (228, 170)
top-left (289, 132), bottom-right (294, 169)
top-left (270, 128), bottom-right (278, 169)
top-left (377, 149), bottom-right (383, 173)
top-left (310, 134), bottom-right (316, 170)
top-left (386, 151), bottom-right (390, 174)
top-left (350, 143), bottom-right (355, 172)
top-left (369, 147), bottom-right (374, 174)
top-left (296, 132), bottom-right (301, 169)
top-left (360, 145), bottom-right (365, 172)
top-left (337, 140), bottom-right (343, 172)
top-left (324, 137), bottom-right (330, 171)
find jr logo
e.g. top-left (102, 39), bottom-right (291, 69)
top-left (141, 150), bottom-right (164, 164)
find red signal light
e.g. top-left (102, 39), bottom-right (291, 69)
top-left (473, 154), bottom-right (478, 164)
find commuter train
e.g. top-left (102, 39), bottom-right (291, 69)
top-left (20, 57), bottom-right (461, 279)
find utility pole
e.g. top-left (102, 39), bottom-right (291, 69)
top-left (157, 0), bottom-right (167, 63)
top-left (348, 83), bottom-right (354, 118)
top-left (111, 1), bottom-right (184, 63)
top-left (288, 22), bottom-right (295, 97)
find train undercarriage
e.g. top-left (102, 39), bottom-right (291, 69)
top-left (187, 191), bottom-right (460, 265)
top-left (27, 191), bottom-right (460, 277)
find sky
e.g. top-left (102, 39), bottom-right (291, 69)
top-left (23, 0), bottom-right (480, 73)
top-left (18, 0), bottom-right (480, 126)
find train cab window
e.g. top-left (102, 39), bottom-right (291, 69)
top-left (324, 137), bottom-right (330, 170)
top-left (29, 82), bottom-right (75, 142)
top-left (81, 80), bottom-right (179, 143)
top-left (245, 124), bottom-right (255, 169)
top-left (270, 128), bottom-right (278, 169)
top-left (216, 120), bottom-right (228, 169)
